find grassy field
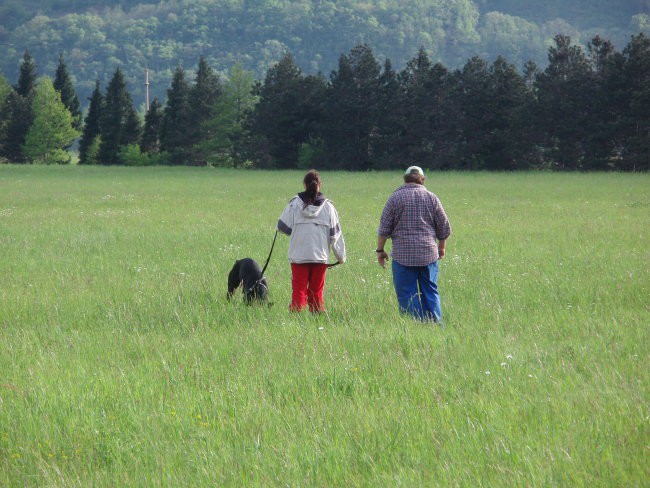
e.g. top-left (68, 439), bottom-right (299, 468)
top-left (0, 165), bottom-right (647, 486)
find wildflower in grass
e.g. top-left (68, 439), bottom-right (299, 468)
top-left (485, 371), bottom-right (491, 375)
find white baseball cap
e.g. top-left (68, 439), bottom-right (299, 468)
top-left (404, 165), bottom-right (424, 176)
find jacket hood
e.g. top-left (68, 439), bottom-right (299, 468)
top-left (297, 192), bottom-right (327, 218)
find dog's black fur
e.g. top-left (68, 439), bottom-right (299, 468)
top-left (227, 258), bottom-right (269, 304)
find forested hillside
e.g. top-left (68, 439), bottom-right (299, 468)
top-left (0, 0), bottom-right (647, 107)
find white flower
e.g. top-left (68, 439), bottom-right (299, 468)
top-left (501, 362), bottom-right (507, 367)
top-left (485, 371), bottom-right (491, 375)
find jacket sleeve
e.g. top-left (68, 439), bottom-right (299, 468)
top-left (277, 199), bottom-right (295, 235)
top-left (329, 204), bottom-right (346, 263)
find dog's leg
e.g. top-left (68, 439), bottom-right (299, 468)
top-left (227, 261), bottom-right (242, 301)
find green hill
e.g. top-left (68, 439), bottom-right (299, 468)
top-left (0, 0), bottom-right (647, 106)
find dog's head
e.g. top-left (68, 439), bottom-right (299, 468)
top-left (245, 277), bottom-right (269, 304)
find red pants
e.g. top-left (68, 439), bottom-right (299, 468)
top-left (290, 263), bottom-right (328, 312)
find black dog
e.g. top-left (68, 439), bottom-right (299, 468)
top-left (227, 258), bottom-right (269, 304)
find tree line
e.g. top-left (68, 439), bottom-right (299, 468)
top-left (0, 33), bottom-right (648, 171)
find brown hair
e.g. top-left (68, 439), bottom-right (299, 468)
top-left (404, 173), bottom-right (425, 184)
top-left (303, 169), bottom-right (321, 207)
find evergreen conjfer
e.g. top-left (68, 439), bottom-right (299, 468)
top-left (617, 33), bottom-right (650, 171)
top-left (160, 65), bottom-right (191, 163)
top-left (250, 52), bottom-right (303, 168)
top-left (1, 51), bottom-right (38, 162)
top-left (0, 91), bottom-right (32, 163)
top-left (78, 80), bottom-right (103, 165)
top-left (251, 53), bottom-right (324, 168)
top-left (323, 44), bottom-right (382, 170)
top-left (15, 51), bottom-right (37, 98)
top-left (188, 56), bottom-right (222, 162)
top-left (141, 97), bottom-right (163, 154)
top-left (53, 53), bottom-right (82, 131)
top-left (98, 68), bottom-right (140, 165)
top-left (536, 35), bottom-right (593, 169)
top-left (0, 75), bottom-right (13, 161)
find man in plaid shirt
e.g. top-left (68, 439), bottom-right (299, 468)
top-left (376, 166), bottom-right (451, 322)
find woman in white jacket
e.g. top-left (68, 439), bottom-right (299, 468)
top-left (277, 170), bottom-right (346, 312)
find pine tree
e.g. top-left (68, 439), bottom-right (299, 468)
top-left (188, 57), bottom-right (222, 161)
top-left (1, 51), bottom-right (38, 162)
top-left (141, 97), bottom-right (163, 154)
top-left (1, 90), bottom-right (33, 163)
top-left (53, 53), bottom-right (82, 130)
top-left (0, 75), bottom-right (10, 111)
top-left (618, 33), bottom-right (650, 170)
top-left (484, 56), bottom-right (530, 169)
top-left (250, 53), bottom-right (307, 168)
top-left (98, 68), bottom-right (139, 165)
top-left (450, 56), bottom-right (492, 169)
top-left (535, 35), bottom-right (593, 169)
top-left (399, 47), bottom-right (440, 167)
top-left (79, 80), bottom-right (103, 164)
top-left (582, 36), bottom-right (619, 169)
top-left (323, 44), bottom-right (381, 170)
top-left (0, 75), bottom-right (13, 161)
top-left (160, 65), bottom-right (191, 163)
top-left (23, 78), bottom-right (79, 164)
top-left (374, 58), bottom-right (403, 169)
top-left (123, 104), bottom-right (142, 146)
top-left (15, 51), bottom-right (37, 98)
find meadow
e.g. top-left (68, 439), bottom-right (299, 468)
top-left (0, 165), bottom-right (647, 486)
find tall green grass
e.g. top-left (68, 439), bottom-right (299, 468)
top-left (0, 166), bottom-right (647, 486)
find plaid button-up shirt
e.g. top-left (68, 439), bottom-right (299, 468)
top-left (377, 183), bottom-right (451, 266)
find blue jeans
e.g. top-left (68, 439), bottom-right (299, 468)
top-left (392, 260), bottom-right (442, 322)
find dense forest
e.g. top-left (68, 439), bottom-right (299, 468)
top-left (0, 0), bottom-right (647, 107)
top-left (1, 33), bottom-right (648, 171)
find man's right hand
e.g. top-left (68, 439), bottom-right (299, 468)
top-left (377, 251), bottom-right (389, 268)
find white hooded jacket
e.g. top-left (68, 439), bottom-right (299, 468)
top-left (277, 194), bottom-right (346, 264)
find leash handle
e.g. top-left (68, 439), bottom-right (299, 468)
top-left (261, 229), bottom-right (278, 276)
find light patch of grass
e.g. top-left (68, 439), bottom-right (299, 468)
top-left (0, 166), bottom-right (648, 486)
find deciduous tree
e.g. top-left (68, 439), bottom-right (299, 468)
top-left (23, 77), bottom-right (79, 164)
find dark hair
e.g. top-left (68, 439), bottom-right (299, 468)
top-left (303, 169), bottom-right (321, 207)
